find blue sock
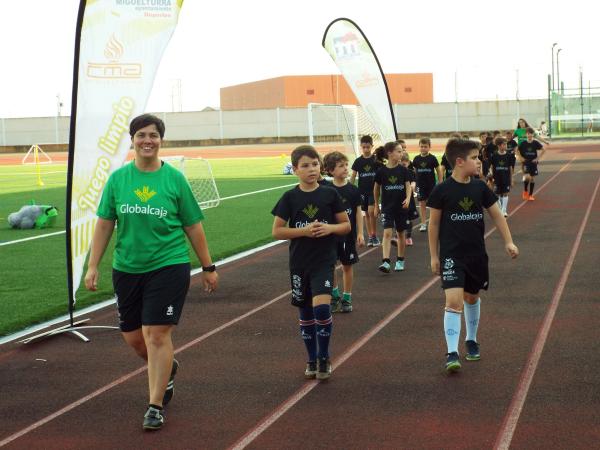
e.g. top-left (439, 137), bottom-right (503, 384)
top-left (314, 304), bottom-right (333, 359)
top-left (444, 310), bottom-right (462, 354)
top-left (299, 305), bottom-right (317, 362)
top-left (464, 299), bottom-right (481, 342)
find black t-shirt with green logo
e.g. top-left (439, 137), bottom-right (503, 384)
top-left (374, 165), bottom-right (410, 213)
top-left (351, 155), bottom-right (382, 193)
top-left (427, 177), bottom-right (498, 258)
top-left (271, 185), bottom-right (346, 270)
top-left (412, 154), bottom-right (440, 188)
top-left (490, 152), bottom-right (513, 186)
top-left (440, 153), bottom-right (453, 179)
top-left (332, 182), bottom-right (362, 238)
top-left (518, 140), bottom-right (543, 162)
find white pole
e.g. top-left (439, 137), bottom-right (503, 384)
top-left (516, 69), bottom-right (520, 120)
top-left (353, 105), bottom-right (359, 156)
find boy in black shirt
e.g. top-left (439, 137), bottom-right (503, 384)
top-left (427, 138), bottom-right (518, 373)
top-left (517, 127), bottom-right (545, 201)
top-left (272, 145), bottom-right (350, 380)
top-left (412, 137), bottom-right (443, 232)
top-left (491, 137), bottom-right (514, 216)
top-left (324, 151), bottom-right (364, 313)
top-left (350, 135), bottom-right (381, 247)
top-left (374, 142), bottom-right (412, 273)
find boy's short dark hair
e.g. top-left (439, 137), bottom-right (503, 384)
top-left (445, 138), bottom-right (480, 169)
top-left (526, 127), bottom-right (535, 134)
top-left (450, 132), bottom-right (461, 139)
top-left (129, 114), bottom-right (165, 139)
top-left (418, 137), bottom-right (431, 146)
top-left (494, 136), bottom-right (507, 146)
top-left (397, 139), bottom-right (406, 145)
top-left (291, 145), bottom-right (320, 167)
top-left (323, 151), bottom-right (348, 175)
top-left (360, 135), bottom-right (373, 145)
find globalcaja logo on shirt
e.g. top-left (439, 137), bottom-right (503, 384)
top-left (120, 185), bottom-right (167, 219)
top-left (384, 175), bottom-right (405, 191)
top-left (451, 197), bottom-right (483, 221)
top-left (303, 204), bottom-right (319, 219)
top-left (359, 164), bottom-right (376, 178)
top-left (135, 186), bottom-right (157, 202)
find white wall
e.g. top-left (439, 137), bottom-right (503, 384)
top-left (1, 99), bottom-right (548, 146)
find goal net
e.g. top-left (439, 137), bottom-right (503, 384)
top-left (307, 103), bottom-right (383, 159)
top-left (162, 156), bottom-right (220, 209)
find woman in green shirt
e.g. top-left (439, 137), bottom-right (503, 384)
top-left (85, 114), bottom-right (218, 431)
top-left (514, 118), bottom-right (550, 145)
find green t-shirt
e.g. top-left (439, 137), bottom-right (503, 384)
top-left (514, 128), bottom-right (527, 144)
top-left (97, 161), bottom-right (204, 273)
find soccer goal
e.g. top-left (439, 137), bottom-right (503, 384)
top-left (162, 156), bottom-right (220, 209)
top-left (307, 103), bottom-right (382, 158)
top-left (22, 144), bottom-right (53, 186)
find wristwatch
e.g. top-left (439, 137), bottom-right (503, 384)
top-left (202, 264), bottom-right (216, 272)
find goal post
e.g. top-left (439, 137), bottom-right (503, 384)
top-left (161, 156), bottom-right (220, 209)
top-left (307, 103), bottom-right (383, 159)
top-left (21, 144), bottom-right (53, 186)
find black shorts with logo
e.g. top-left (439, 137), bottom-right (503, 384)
top-left (523, 161), bottom-right (539, 176)
top-left (290, 264), bottom-right (335, 307)
top-left (337, 236), bottom-right (359, 266)
top-left (113, 263), bottom-right (191, 332)
top-left (416, 184), bottom-right (434, 202)
top-left (381, 209), bottom-right (409, 232)
top-left (360, 191), bottom-right (375, 212)
top-left (440, 254), bottom-right (489, 294)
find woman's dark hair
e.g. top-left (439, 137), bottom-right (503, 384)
top-left (517, 118), bottom-right (530, 129)
top-left (129, 114), bottom-right (165, 139)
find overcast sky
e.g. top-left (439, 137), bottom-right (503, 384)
top-left (1, 0), bottom-right (598, 118)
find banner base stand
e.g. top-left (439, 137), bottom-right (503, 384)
top-left (19, 319), bottom-right (119, 344)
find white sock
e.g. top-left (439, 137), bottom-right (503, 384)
top-left (464, 299), bottom-right (481, 342)
top-left (503, 196), bottom-right (509, 213)
top-left (444, 310), bottom-right (462, 354)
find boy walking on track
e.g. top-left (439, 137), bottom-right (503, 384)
top-left (490, 137), bottom-right (514, 216)
top-left (351, 135), bottom-right (382, 246)
top-left (374, 142), bottom-right (412, 273)
top-left (427, 138), bottom-right (518, 374)
top-left (517, 127), bottom-right (546, 201)
top-left (324, 151), bottom-right (364, 313)
top-left (272, 145), bottom-right (351, 380)
top-left (412, 137), bottom-right (443, 232)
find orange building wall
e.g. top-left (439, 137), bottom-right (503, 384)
top-left (220, 74), bottom-right (433, 110)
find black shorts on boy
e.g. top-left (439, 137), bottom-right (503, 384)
top-left (416, 184), bottom-right (434, 202)
top-left (381, 209), bottom-right (409, 232)
top-left (495, 183), bottom-right (511, 195)
top-left (523, 161), bottom-right (538, 176)
top-left (337, 236), bottom-right (359, 266)
top-left (360, 192), bottom-right (375, 212)
top-left (290, 265), bottom-right (335, 307)
top-left (113, 262), bottom-right (191, 332)
top-left (440, 254), bottom-right (489, 294)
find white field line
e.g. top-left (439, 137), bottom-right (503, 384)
top-left (0, 183), bottom-right (298, 247)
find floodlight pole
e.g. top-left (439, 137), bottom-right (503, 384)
top-left (556, 48), bottom-right (563, 94)
top-left (551, 43), bottom-right (557, 91)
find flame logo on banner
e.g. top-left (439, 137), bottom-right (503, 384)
top-left (104, 34), bottom-right (124, 61)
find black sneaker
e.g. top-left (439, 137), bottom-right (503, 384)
top-left (316, 357), bottom-right (332, 380)
top-left (304, 361), bottom-right (317, 379)
top-left (162, 358), bottom-right (179, 406)
top-left (445, 352), bottom-right (461, 373)
top-left (465, 340), bottom-right (480, 361)
top-left (143, 406), bottom-right (164, 431)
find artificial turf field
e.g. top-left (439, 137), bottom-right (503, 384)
top-left (0, 141), bottom-right (599, 449)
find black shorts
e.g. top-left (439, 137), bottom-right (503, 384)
top-left (337, 236), bottom-right (359, 266)
top-left (113, 263), bottom-right (191, 332)
top-left (290, 264), bottom-right (335, 307)
top-left (360, 191), bottom-right (375, 212)
top-left (416, 185), bottom-right (434, 202)
top-left (381, 209), bottom-right (409, 232)
top-left (523, 161), bottom-right (538, 176)
top-left (408, 197), bottom-right (420, 220)
top-left (440, 254), bottom-right (489, 294)
top-left (495, 183), bottom-right (511, 195)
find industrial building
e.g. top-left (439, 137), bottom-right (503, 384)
top-left (220, 74), bottom-right (433, 110)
